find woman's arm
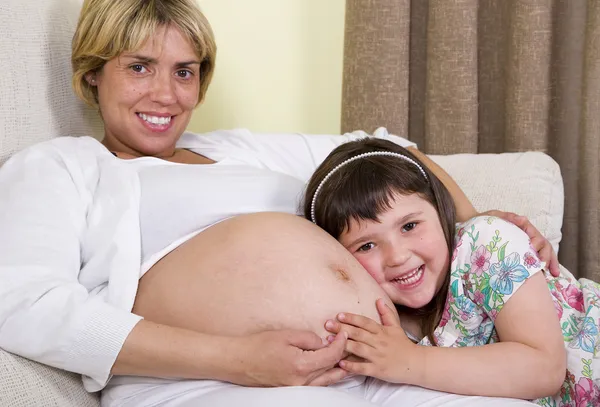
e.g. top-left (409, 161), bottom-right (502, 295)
top-left (114, 320), bottom-right (348, 386)
top-left (406, 146), bottom-right (477, 222)
top-left (0, 142), bottom-right (346, 389)
top-left (408, 272), bottom-right (566, 399)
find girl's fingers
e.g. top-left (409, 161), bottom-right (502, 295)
top-left (337, 312), bottom-right (381, 333)
top-left (376, 299), bottom-right (400, 327)
top-left (327, 321), bottom-right (374, 346)
top-left (338, 359), bottom-right (371, 376)
top-left (345, 339), bottom-right (374, 360)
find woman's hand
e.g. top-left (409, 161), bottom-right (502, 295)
top-left (226, 329), bottom-right (348, 387)
top-left (480, 210), bottom-right (560, 277)
top-left (324, 299), bottom-right (417, 384)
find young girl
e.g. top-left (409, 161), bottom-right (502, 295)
top-left (303, 138), bottom-right (600, 406)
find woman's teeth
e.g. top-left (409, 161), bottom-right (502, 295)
top-left (138, 113), bottom-right (172, 125)
top-left (393, 265), bottom-right (424, 286)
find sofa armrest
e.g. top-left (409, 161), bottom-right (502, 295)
top-left (0, 349), bottom-right (100, 407)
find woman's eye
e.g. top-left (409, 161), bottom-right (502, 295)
top-left (130, 64), bottom-right (147, 73)
top-left (176, 69), bottom-right (193, 79)
top-left (402, 222), bottom-right (417, 232)
top-left (357, 242), bottom-right (375, 252)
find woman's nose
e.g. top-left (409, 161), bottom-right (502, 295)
top-left (150, 72), bottom-right (177, 105)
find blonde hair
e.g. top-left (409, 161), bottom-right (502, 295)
top-left (72, 0), bottom-right (217, 107)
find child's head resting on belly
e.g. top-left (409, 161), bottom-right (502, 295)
top-left (303, 138), bottom-right (456, 345)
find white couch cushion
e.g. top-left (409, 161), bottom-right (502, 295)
top-left (0, 351), bottom-right (99, 407)
top-left (0, 0), bottom-right (103, 165)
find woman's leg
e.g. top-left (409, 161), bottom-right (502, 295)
top-left (101, 376), bottom-right (377, 407)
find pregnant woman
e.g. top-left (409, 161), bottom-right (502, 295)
top-left (0, 0), bottom-right (556, 406)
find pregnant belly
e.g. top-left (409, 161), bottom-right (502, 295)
top-left (133, 212), bottom-right (397, 338)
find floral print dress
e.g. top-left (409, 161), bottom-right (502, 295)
top-left (418, 216), bottom-right (600, 407)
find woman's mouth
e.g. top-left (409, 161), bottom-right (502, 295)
top-left (391, 265), bottom-right (425, 287)
top-left (136, 112), bottom-right (174, 132)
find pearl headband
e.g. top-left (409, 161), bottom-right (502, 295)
top-left (310, 151), bottom-right (428, 224)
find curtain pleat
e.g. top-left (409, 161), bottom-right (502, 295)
top-left (342, 0), bottom-right (600, 279)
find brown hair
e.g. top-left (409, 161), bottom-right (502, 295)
top-left (303, 138), bottom-right (456, 345)
top-left (72, 0), bottom-right (217, 107)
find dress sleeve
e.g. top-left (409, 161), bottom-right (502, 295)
top-left (451, 216), bottom-right (546, 322)
top-left (178, 127), bottom-right (417, 182)
top-left (0, 143), bottom-right (142, 391)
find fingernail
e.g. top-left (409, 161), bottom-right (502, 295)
top-left (327, 335), bottom-right (336, 343)
top-left (338, 313), bottom-right (346, 321)
top-left (339, 360), bottom-right (346, 368)
top-left (325, 320), bottom-right (334, 329)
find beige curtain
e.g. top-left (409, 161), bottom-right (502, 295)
top-left (342, 0), bottom-right (599, 279)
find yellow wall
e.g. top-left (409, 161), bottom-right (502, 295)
top-left (188, 0), bottom-right (346, 135)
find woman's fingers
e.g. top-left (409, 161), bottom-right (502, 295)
top-left (290, 331), bottom-right (347, 379)
top-left (307, 367), bottom-right (351, 386)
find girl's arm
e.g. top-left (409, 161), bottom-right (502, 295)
top-left (327, 218), bottom-right (565, 398)
top-left (328, 273), bottom-right (565, 398)
top-left (408, 271), bottom-right (566, 399)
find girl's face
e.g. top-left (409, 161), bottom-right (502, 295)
top-left (338, 191), bottom-right (450, 310)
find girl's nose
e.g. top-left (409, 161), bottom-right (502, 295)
top-left (384, 243), bottom-right (411, 268)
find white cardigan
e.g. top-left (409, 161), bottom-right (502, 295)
top-left (0, 128), bottom-right (414, 391)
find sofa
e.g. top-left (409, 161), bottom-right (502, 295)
top-left (0, 0), bottom-right (572, 406)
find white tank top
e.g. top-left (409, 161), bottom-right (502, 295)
top-left (127, 156), bottom-right (307, 273)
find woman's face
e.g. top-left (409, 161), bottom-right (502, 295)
top-left (89, 25), bottom-right (201, 157)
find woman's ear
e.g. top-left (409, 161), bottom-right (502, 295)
top-left (84, 72), bottom-right (97, 86)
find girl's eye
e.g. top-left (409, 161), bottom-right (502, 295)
top-left (402, 222), bottom-right (417, 232)
top-left (176, 69), bottom-right (193, 79)
top-left (130, 64), bottom-right (147, 73)
top-left (357, 242), bottom-right (375, 252)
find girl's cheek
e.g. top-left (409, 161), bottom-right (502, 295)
top-left (354, 256), bottom-right (380, 281)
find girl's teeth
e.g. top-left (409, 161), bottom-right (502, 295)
top-left (394, 266), bottom-right (424, 286)
top-left (139, 113), bottom-right (171, 125)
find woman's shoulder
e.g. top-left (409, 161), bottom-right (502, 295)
top-left (5, 136), bottom-right (107, 165)
top-left (0, 136), bottom-right (114, 190)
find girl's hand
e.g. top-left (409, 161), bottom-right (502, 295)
top-left (479, 210), bottom-right (560, 277)
top-left (325, 299), bottom-right (418, 384)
